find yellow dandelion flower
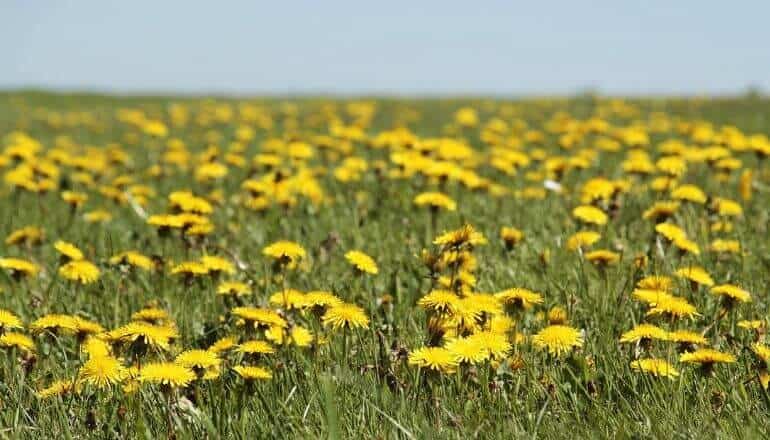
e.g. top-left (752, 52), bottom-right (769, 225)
top-left (710, 284), bottom-right (751, 303)
top-left (500, 226), bottom-right (524, 248)
top-left (36, 380), bottom-right (79, 399)
top-left (646, 297), bottom-right (700, 319)
top-left (0, 332), bottom-right (35, 353)
top-left (667, 330), bottom-right (707, 345)
top-left (233, 365), bottom-right (272, 381)
top-left (408, 347), bottom-right (458, 373)
top-left (413, 191), bottom-right (457, 211)
top-left (5, 226), bottom-right (44, 247)
top-left (0, 257), bottom-right (40, 278)
top-left (109, 251), bottom-right (154, 270)
top-left (572, 205), bottom-right (608, 226)
top-left (30, 314), bottom-right (78, 334)
top-left (262, 240), bottom-right (306, 263)
top-left (674, 266), bottom-right (714, 287)
top-left (631, 289), bottom-right (673, 305)
top-left (131, 307), bottom-right (170, 324)
top-left (585, 249), bottom-right (620, 266)
top-left (217, 281), bottom-right (251, 297)
top-left (637, 275), bottom-right (674, 292)
top-left (655, 223), bottom-right (687, 242)
top-left (78, 355), bottom-right (127, 388)
top-left (709, 239), bottom-right (741, 254)
top-left (59, 260), bottom-right (100, 284)
top-left (671, 184), bottom-right (707, 204)
top-left (231, 307), bottom-right (287, 329)
top-left (54, 240), bottom-right (84, 261)
top-left (344, 250), bottom-right (379, 275)
top-left (138, 362), bottom-right (196, 389)
top-left (322, 303), bottom-right (369, 330)
top-left (304, 291), bottom-right (344, 309)
top-left (208, 336), bottom-right (238, 354)
top-left (619, 324), bottom-right (669, 343)
top-left (630, 359), bottom-right (679, 378)
top-left (200, 255), bottom-right (236, 275)
top-left (566, 231), bottom-right (601, 251)
top-left (680, 348), bottom-right (736, 365)
top-left (175, 349), bottom-right (221, 377)
top-left (495, 287), bottom-right (543, 310)
top-left (433, 224), bottom-right (487, 249)
top-left (531, 325), bottom-right (583, 356)
top-left (752, 343), bottom-right (770, 363)
top-left (417, 289), bottom-right (460, 314)
top-left (738, 320), bottom-right (764, 330)
top-left (642, 201), bottom-right (680, 222)
top-left (289, 327), bottom-right (314, 348)
top-left (237, 340), bottom-right (276, 355)
top-left (467, 331), bottom-right (512, 359)
top-left (0, 309), bottom-right (24, 331)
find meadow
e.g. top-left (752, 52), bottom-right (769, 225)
top-left (0, 91), bottom-right (769, 438)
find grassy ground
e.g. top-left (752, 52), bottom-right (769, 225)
top-left (0, 91), bottom-right (769, 438)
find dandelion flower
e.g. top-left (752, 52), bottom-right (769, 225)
top-left (566, 231), bottom-right (601, 251)
top-left (572, 205), bottom-right (608, 226)
top-left (0, 332), bottom-right (35, 353)
top-left (674, 266), bottom-right (714, 287)
top-left (78, 355), bottom-right (127, 388)
top-left (433, 224), bottom-right (487, 249)
top-left (0, 257), bottom-right (39, 278)
top-left (233, 365), bottom-right (272, 381)
top-left (646, 297), bottom-right (699, 319)
top-left (408, 347), bottom-right (458, 373)
top-left (655, 223), bottom-right (687, 242)
top-left (54, 240), bottom-right (84, 261)
top-left (445, 336), bottom-right (489, 364)
top-left (413, 191), bottom-right (457, 211)
top-left (680, 348), bottom-right (736, 366)
top-left (237, 340), bottom-right (276, 355)
top-left (138, 362), bottom-right (196, 389)
top-left (109, 251), bottom-right (154, 270)
top-left (531, 325), bottom-right (583, 356)
top-left (344, 250), bottom-right (379, 275)
top-left (671, 184), bottom-right (707, 204)
top-left (642, 201), bottom-right (680, 222)
top-left (495, 287), bottom-right (543, 310)
top-left (619, 324), bottom-right (669, 343)
top-left (262, 240), bottom-right (306, 264)
top-left (30, 314), bottom-right (78, 334)
top-left (217, 281), bottom-right (251, 297)
top-left (467, 331), bottom-right (511, 359)
top-left (0, 309), bottom-right (24, 332)
top-left (710, 284), bottom-right (751, 303)
top-left (585, 250), bottom-right (620, 266)
top-left (637, 275), bottom-right (674, 292)
top-left (500, 226), bottom-right (524, 249)
top-left (667, 330), bottom-right (707, 346)
top-left (418, 289), bottom-right (460, 314)
top-left (200, 255), bottom-right (236, 275)
top-left (231, 307), bottom-right (287, 329)
top-left (36, 380), bottom-right (79, 399)
top-left (631, 289), bottom-right (673, 305)
top-left (630, 359), bottom-right (679, 378)
top-left (752, 343), bottom-right (770, 363)
top-left (5, 226), bottom-right (44, 247)
top-left (322, 303), bottom-right (369, 330)
top-left (59, 260), bottom-right (100, 284)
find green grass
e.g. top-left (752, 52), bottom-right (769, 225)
top-left (1, 91), bottom-right (770, 438)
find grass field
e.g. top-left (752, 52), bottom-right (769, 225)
top-left (1, 91), bottom-right (769, 438)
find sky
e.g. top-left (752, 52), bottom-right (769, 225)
top-left (2, 1), bottom-right (769, 96)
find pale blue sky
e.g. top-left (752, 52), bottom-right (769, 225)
top-left (2, 1), bottom-right (769, 96)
